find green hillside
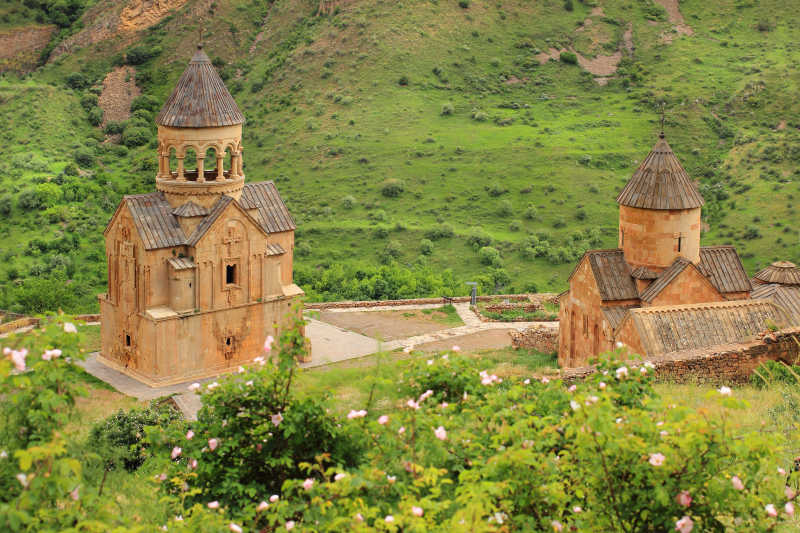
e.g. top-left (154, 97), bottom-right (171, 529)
top-left (1, 0), bottom-right (799, 312)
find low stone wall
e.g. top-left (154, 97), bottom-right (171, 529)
top-left (484, 303), bottom-right (542, 313)
top-left (0, 317), bottom-right (41, 335)
top-left (511, 325), bottom-right (560, 354)
top-left (563, 328), bottom-right (800, 384)
top-left (305, 294), bottom-right (542, 310)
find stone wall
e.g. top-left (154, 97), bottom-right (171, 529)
top-left (305, 294), bottom-right (555, 310)
top-left (510, 325), bottom-right (560, 354)
top-left (563, 328), bottom-right (800, 384)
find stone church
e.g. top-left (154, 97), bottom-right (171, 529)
top-left (558, 133), bottom-right (794, 367)
top-left (99, 45), bottom-right (303, 386)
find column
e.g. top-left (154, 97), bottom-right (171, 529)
top-left (197, 154), bottom-right (205, 183)
top-left (177, 157), bottom-right (185, 181)
top-left (217, 154), bottom-right (224, 180)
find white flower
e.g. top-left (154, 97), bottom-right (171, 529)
top-left (434, 426), bottom-right (447, 440)
top-left (378, 415), bottom-right (389, 425)
top-left (675, 515), bottom-right (694, 533)
top-left (551, 521), bottom-right (564, 532)
top-left (615, 341), bottom-right (624, 349)
top-left (385, 515), bottom-right (395, 523)
top-left (570, 400), bottom-right (580, 411)
top-left (188, 383), bottom-right (201, 392)
top-left (229, 524), bottom-right (243, 533)
top-left (257, 501), bottom-right (269, 512)
top-left (766, 503), bottom-right (778, 517)
top-left (334, 472), bottom-right (347, 481)
top-left (615, 366), bottom-right (629, 379)
top-left (599, 381), bottom-right (606, 390)
top-left (718, 386), bottom-right (732, 396)
top-left (644, 361), bottom-right (655, 369)
top-left (426, 359), bottom-right (434, 365)
top-left (403, 345), bottom-right (413, 353)
top-left (15, 473), bottom-right (28, 488)
top-left (648, 452), bottom-right (665, 466)
top-left (269, 495), bottom-right (279, 503)
top-left (285, 521), bottom-right (295, 530)
top-left (387, 475), bottom-right (396, 483)
top-left (63, 322), bottom-right (77, 333)
top-left (207, 382), bottom-right (219, 390)
top-left (0, 450), bottom-right (7, 459)
top-left (347, 409), bottom-right (367, 419)
top-left (452, 345), bottom-right (461, 352)
top-left (237, 366), bottom-right (245, 374)
top-left (523, 378), bottom-right (530, 385)
top-left (245, 380), bottom-right (254, 386)
top-left (42, 349), bottom-right (62, 361)
top-left (779, 467), bottom-right (787, 476)
top-left (207, 501), bottom-right (220, 509)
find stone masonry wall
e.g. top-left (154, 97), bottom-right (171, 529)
top-left (305, 294), bottom-right (558, 310)
top-left (511, 325), bottom-right (559, 354)
top-left (564, 328), bottom-right (800, 384)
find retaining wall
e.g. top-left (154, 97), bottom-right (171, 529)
top-left (511, 325), bottom-right (560, 354)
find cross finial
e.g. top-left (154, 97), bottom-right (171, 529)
top-left (658, 103), bottom-right (666, 138)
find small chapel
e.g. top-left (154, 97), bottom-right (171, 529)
top-left (99, 45), bottom-right (304, 386)
top-left (558, 132), bottom-right (795, 368)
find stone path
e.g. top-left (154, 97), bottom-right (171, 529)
top-left (76, 304), bottom-right (554, 420)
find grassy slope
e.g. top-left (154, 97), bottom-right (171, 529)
top-left (1, 0), bottom-right (799, 311)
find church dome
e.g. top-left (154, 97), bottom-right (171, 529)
top-left (753, 261), bottom-right (800, 286)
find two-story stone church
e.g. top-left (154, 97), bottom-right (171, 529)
top-left (99, 45), bottom-right (303, 386)
top-left (558, 133), bottom-right (795, 367)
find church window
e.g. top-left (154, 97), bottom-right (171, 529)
top-left (225, 264), bottom-right (238, 285)
top-left (620, 229), bottom-right (624, 246)
top-left (583, 315), bottom-right (589, 336)
top-left (677, 235), bottom-right (683, 252)
top-left (125, 334), bottom-right (131, 347)
top-left (226, 337), bottom-right (232, 347)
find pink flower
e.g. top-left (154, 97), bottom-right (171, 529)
top-left (207, 382), bottom-right (219, 390)
top-left (70, 487), bottom-right (80, 500)
top-left (452, 345), bottom-right (461, 352)
top-left (766, 503), bottom-right (778, 517)
top-left (541, 376), bottom-right (550, 384)
top-left (398, 426), bottom-right (406, 434)
top-left (270, 494), bottom-right (279, 503)
top-left (378, 415), bottom-right (389, 425)
top-left (786, 502), bottom-right (795, 516)
top-left (229, 524), bottom-right (242, 533)
top-left (188, 383), bottom-right (201, 392)
top-left (570, 400), bottom-right (580, 411)
top-left (434, 426), bottom-right (447, 440)
top-left (676, 491), bottom-right (692, 507)
top-left (303, 478), bottom-right (314, 491)
top-left (42, 349), bottom-right (62, 361)
top-left (171, 447), bottom-right (182, 459)
top-left (271, 413), bottom-right (283, 426)
top-left (718, 386), bottom-right (732, 396)
top-left (419, 390), bottom-right (434, 402)
top-left (785, 486), bottom-right (796, 499)
top-left (426, 359), bottom-right (434, 365)
top-left (406, 399), bottom-right (419, 410)
top-left (347, 409), bottom-right (367, 419)
top-left (63, 322), bottom-right (77, 333)
top-left (285, 521), bottom-right (295, 530)
top-left (572, 506), bottom-right (582, 513)
top-left (246, 380), bottom-right (254, 386)
top-left (10, 349), bottom-right (27, 372)
top-left (568, 384), bottom-right (577, 392)
top-left (355, 513), bottom-right (364, 522)
top-left (551, 521), bottom-right (563, 532)
top-left (731, 475), bottom-right (744, 490)
top-left (779, 467), bottom-right (787, 476)
top-left (648, 453), bottom-right (665, 466)
top-left (334, 472), bottom-right (346, 481)
top-left (158, 473), bottom-right (167, 481)
top-left (412, 506), bottom-right (423, 517)
top-left (208, 438), bottom-right (219, 451)
top-left (238, 366), bottom-right (245, 374)
top-left (675, 515), bottom-right (693, 533)
top-left (403, 345), bottom-right (413, 353)
top-left (615, 366), bottom-right (629, 379)
top-left (186, 430), bottom-right (194, 440)
top-left (385, 515), bottom-right (395, 523)
top-left (599, 382), bottom-right (606, 390)
top-left (208, 501), bottom-right (220, 509)
top-left (264, 335), bottom-right (275, 352)
top-left (257, 501), bottom-right (269, 512)
top-left (188, 458), bottom-right (198, 470)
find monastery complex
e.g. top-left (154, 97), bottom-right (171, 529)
top-left (99, 45), bottom-right (303, 386)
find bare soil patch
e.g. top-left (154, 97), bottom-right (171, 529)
top-left (316, 309), bottom-right (459, 341)
top-left (0, 25), bottom-right (56, 72)
top-left (118, 0), bottom-right (189, 32)
top-left (654, 0), bottom-right (694, 42)
top-left (415, 329), bottom-right (516, 353)
top-left (98, 66), bottom-right (140, 125)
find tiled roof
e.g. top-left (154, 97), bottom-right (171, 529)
top-left (265, 243), bottom-right (286, 256)
top-left (185, 195), bottom-right (234, 246)
top-left (623, 300), bottom-right (791, 356)
top-left (699, 246), bottom-right (751, 294)
top-left (639, 258), bottom-right (694, 302)
top-left (631, 266), bottom-right (659, 280)
top-left (584, 250), bottom-right (639, 301)
top-left (616, 135), bottom-right (705, 210)
top-left (156, 46), bottom-right (244, 128)
top-left (172, 201), bottom-right (209, 217)
top-left (125, 193), bottom-right (186, 250)
top-left (753, 261), bottom-right (800, 286)
top-left (602, 305), bottom-right (639, 330)
top-left (751, 284), bottom-right (800, 324)
top-left (240, 181), bottom-right (296, 233)
top-left (168, 257), bottom-right (196, 270)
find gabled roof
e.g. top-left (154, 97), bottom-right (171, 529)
top-left (172, 201), bottom-right (209, 217)
top-left (753, 261), bottom-right (800, 286)
top-left (124, 193), bottom-right (186, 250)
top-left (156, 45), bottom-right (244, 128)
top-left (240, 181), bottom-right (296, 233)
top-left (602, 305), bottom-right (639, 330)
top-left (751, 284), bottom-right (800, 324)
top-left (168, 257), bottom-right (196, 270)
top-left (631, 266), bottom-right (659, 280)
top-left (639, 258), bottom-right (695, 302)
top-left (699, 246), bottom-right (751, 294)
top-left (265, 243), bottom-right (286, 256)
top-left (581, 249), bottom-right (639, 301)
top-left (616, 134), bottom-right (705, 210)
top-left (185, 195), bottom-right (270, 247)
top-left (621, 300), bottom-right (791, 356)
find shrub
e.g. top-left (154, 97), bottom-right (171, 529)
top-left (459, 0), bottom-right (471, 7)
top-left (471, 109), bottom-right (488, 122)
top-left (295, 242), bottom-right (312, 257)
top-left (509, 220), bottom-right (522, 232)
top-left (62, 163), bottom-right (79, 176)
top-left (383, 240), bottom-right (402, 260)
top-left (479, 246), bottom-right (501, 266)
top-left (0, 194), bottom-right (12, 216)
top-left (564, 0), bottom-right (574, 11)
top-left (466, 226), bottom-right (492, 248)
top-left (425, 223), bottom-right (455, 240)
top-left (498, 199), bottom-right (513, 216)
top-left (65, 73), bottom-right (89, 90)
top-left (341, 195), bottom-right (356, 209)
top-left (488, 182), bottom-right (508, 197)
top-left (750, 360), bottom-right (800, 388)
top-left (130, 95), bottom-right (161, 114)
top-left (560, 51), bottom-right (578, 65)
top-left (401, 353), bottom-right (487, 404)
top-left (575, 208), bottom-right (587, 221)
top-left (524, 205), bottom-right (538, 220)
top-left (381, 178), bottom-right (405, 198)
top-left (398, 75), bottom-right (409, 86)
top-left (553, 216), bottom-right (567, 228)
top-left (420, 238), bottom-right (434, 255)
top-left (440, 102), bottom-right (454, 116)
top-left (90, 401), bottom-right (181, 471)
top-left (743, 225), bottom-right (762, 240)
top-left (122, 126), bottom-right (150, 148)
top-left (125, 45), bottom-right (162, 65)
top-left (80, 94), bottom-right (98, 111)
top-left (74, 148), bottom-right (94, 167)
top-left (103, 121), bottom-right (125, 135)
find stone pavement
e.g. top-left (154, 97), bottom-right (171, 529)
top-left (76, 304), bottom-right (554, 421)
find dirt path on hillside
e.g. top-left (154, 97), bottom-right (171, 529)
top-left (316, 309), bottom-right (459, 341)
top-left (414, 329), bottom-right (515, 353)
top-left (98, 66), bottom-right (140, 125)
top-left (654, 0), bottom-right (693, 42)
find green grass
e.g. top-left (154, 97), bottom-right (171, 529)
top-left (1, 0), bottom-right (800, 312)
top-left (420, 304), bottom-right (463, 326)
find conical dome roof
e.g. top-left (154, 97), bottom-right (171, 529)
top-left (753, 261), bottom-right (800, 286)
top-left (616, 134), bottom-right (705, 210)
top-left (156, 45), bottom-right (244, 128)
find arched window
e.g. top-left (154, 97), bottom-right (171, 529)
top-left (169, 147), bottom-right (178, 176)
top-left (223, 146), bottom-right (233, 177)
top-left (569, 310), bottom-right (577, 365)
top-left (593, 323), bottom-right (600, 355)
top-left (184, 147), bottom-right (197, 181)
top-left (205, 146), bottom-right (218, 180)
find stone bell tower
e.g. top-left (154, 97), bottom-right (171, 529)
top-left (616, 133), bottom-right (705, 271)
top-left (155, 44), bottom-right (246, 210)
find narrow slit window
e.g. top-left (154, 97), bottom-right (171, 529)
top-left (226, 264), bottom-right (237, 285)
top-left (125, 334), bottom-right (131, 347)
top-left (677, 235), bottom-right (683, 252)
top-left (226, 337), bottom-right (232, 346)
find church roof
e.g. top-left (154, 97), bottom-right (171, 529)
top-left (172, 201), bottom-right (209, 217)
top-left (573, 249), bottom-right (638, 301)
top-left (124, 193), bottom-right (186, 250)
top-left (698, 246), bottom-right (751, 294)
top-left (240, 181), bottom-right (296, 233)
top-left (639, 257), bottom-right (695, 303)
top-left (631, 266), bottom-right (659, 280)
top-left (185, 195), bottom-right (235, 246)
top-left (751, 284), bottom-right (800, 324)
top-left (602, 305), bottom-right (639, 330)
top-left (616, 134), bottom-right (705, 210)
top-left (155, 45), bottom-right (244, 128)
top-left (753, 261), bottom-right (800, 286)
top-left (621, 300), bottom-right (791, 356)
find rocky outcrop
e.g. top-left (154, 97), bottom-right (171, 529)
top-left (0, 25), bottom-right (57, 73)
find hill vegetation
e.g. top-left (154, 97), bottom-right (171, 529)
top-left (1, 0), bottom-right (799, 312)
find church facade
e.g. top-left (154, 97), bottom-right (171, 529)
top-left (557, 134), bottom-right (794, 367)
top-left (99, 45), bottom-right (304, 386)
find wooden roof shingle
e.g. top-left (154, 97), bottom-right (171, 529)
top-left (699, 246), bottom-right (751, 294)
top-left (584, 249), bottom-right (639, 301)
top-left (639, 257), bottom-right (693, 302)
top-left (172, 201), bottom-right (209, 217)
top-left (240, 181), bottom-right (296, 233)
top-left (602, 305), bottom-right (639, 330)
top-left (751, 284), bottom-right (800, 325)
top-left (616, 135), bottom-right (705, 210)
top-left (185, 195), bottom-right (234, 246)
top-left (156, 45), bottom-right (244, 128)
top-left (753, 261), bottom-right (800, 286)
top-left (125, 193), bottom-right (186, 250)
top-left (625, 300), bottom-right (791, 356)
